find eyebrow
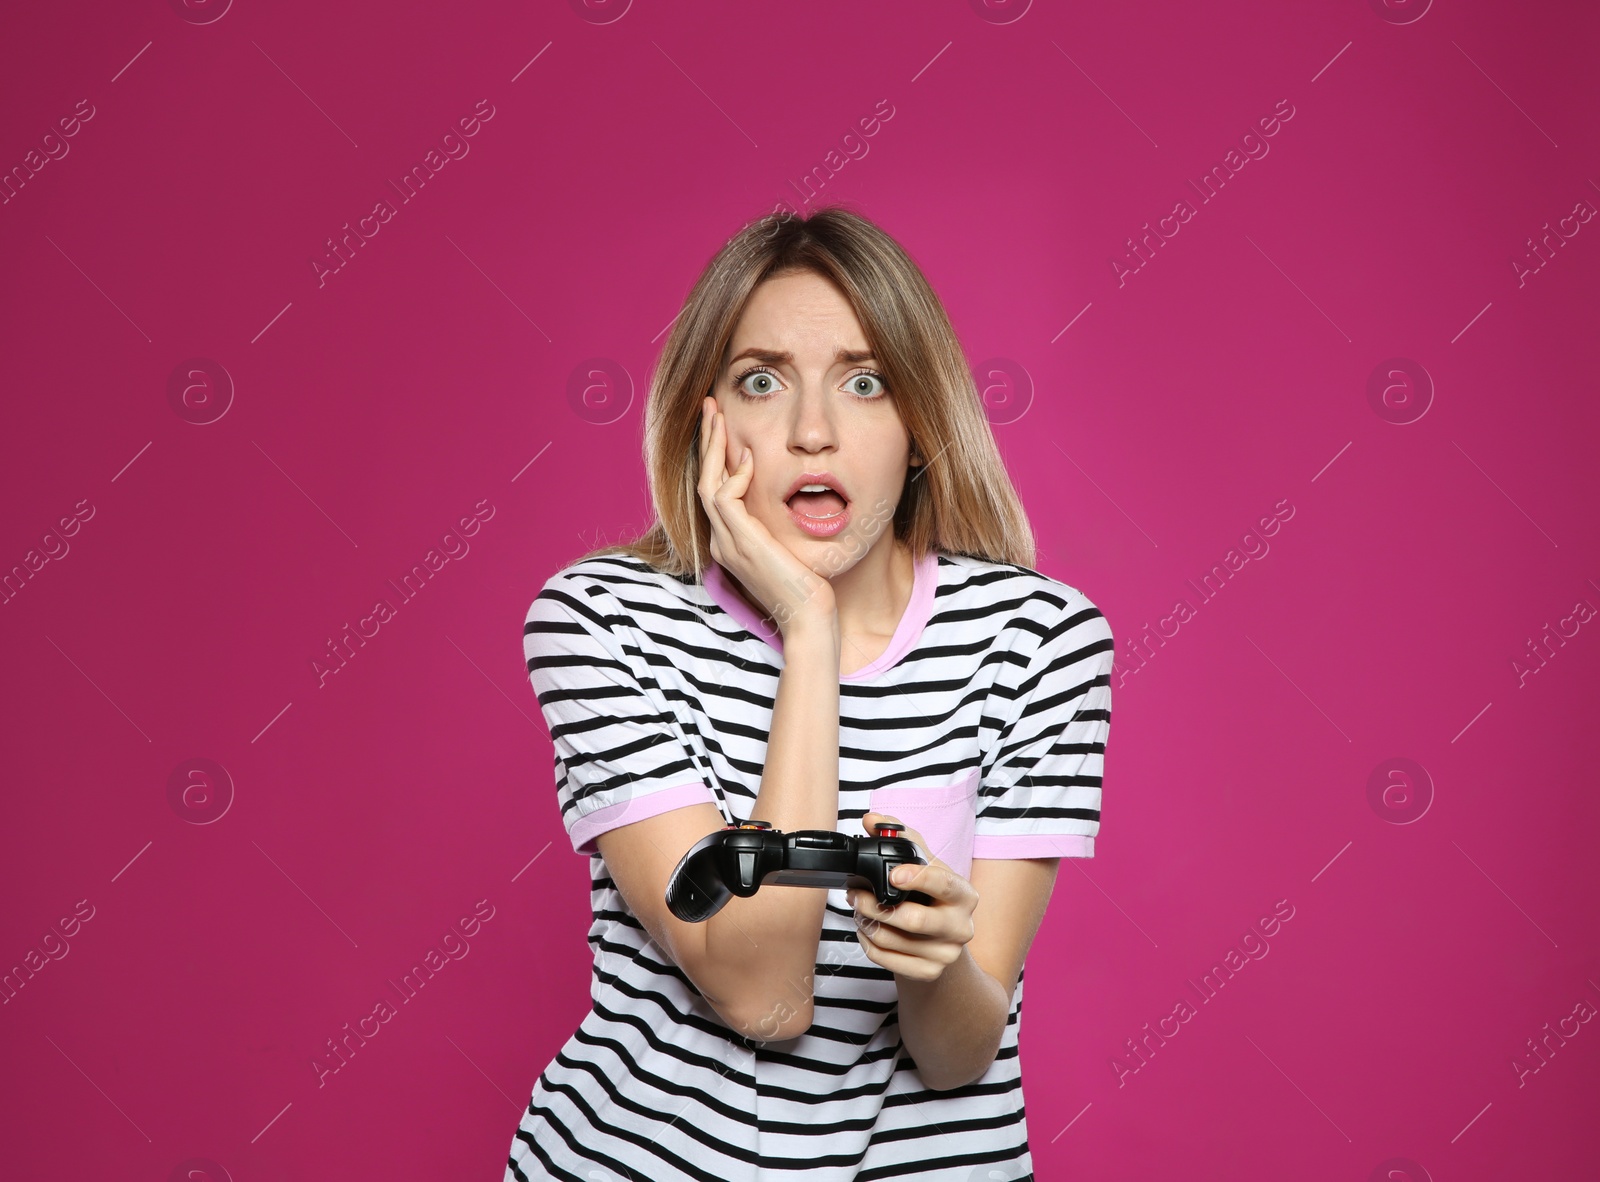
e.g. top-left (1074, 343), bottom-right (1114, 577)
top-left (725, 346), bottom-right (877, 370)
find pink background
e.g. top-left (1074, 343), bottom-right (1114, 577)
top-left (2, 0), bottom-right (1596, 1178)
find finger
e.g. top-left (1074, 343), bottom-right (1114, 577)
top-left (698, 404), bottom-right (736, 556)
top-left (850, 884), bottom-right (939, 934)
top-left (723, 443), bottom-right (753, 493)
top-left (713, 429), bottom-right (770, 562)
top-left (715, 443), bottom-right (755, 516)
top-left (855, 925), bottom-right (953, 980)
top-left (863, 812), bottom-right (943, 871)
top-left (853, 889), bottom-right (973, 956)
top-left (860, 815), bottom-right (971, 914)
top-left (697, 398), bottom-right (725, 493)
top-left (706, 412), bottom-right (744, 555)
top-left (696, 398), bottom-right (712, 496)
top-left (855, 911), bottom-right (937, 952)
top-left (890, 858), bottom-right (970, 908)
top-left (711, 407), bottom-right (730, 487)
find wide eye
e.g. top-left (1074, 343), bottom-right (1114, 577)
top-left (847, 371), bottom-right (888, 398)
top-left (734, 367), bottom-right (781, 398)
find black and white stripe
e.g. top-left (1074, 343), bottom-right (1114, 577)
top-left (507, 551), bottom-right (1113, 1181)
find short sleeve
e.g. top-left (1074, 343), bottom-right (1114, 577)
top-left (973, 593), bottom-right (1114, 860)
top-left (523, 576), bottom-right (718, 856)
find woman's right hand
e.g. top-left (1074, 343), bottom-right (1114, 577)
top-left (698, 395), bottom-right (838, 639)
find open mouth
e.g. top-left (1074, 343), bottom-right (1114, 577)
top-left (785, 488), bottom-right (849, 520)
top-left (784, 480), bottom-right (852, 538)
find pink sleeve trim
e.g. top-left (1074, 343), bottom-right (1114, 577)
top-left (972, 833), bottom-right (1095, 860)
top-left (570, 781), bottom-right (719, 856)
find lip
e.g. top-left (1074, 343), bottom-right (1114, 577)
top-left (782, 471), bottom-right (851, 504)
top-left (787, 499), bottom-right (851, 538)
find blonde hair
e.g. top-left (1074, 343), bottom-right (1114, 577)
top-left (576, 204), bottom-right (1037, 578)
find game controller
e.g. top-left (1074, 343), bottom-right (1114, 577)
top-left (665, 819), bottom-right (935, 923)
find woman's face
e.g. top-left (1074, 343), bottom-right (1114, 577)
top-left (711, 269), bottom-right (917, 574)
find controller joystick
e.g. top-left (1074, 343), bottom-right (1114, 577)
top-left (665, 818), bottom-right (935, 922)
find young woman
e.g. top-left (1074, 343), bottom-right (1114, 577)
top-left (506, 206), bottom-right (1115, 1182)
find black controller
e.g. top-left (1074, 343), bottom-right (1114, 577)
top-left (665, 819), bottom-right (934, 923)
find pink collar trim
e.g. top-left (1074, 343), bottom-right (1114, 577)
top-left (703, 550), bottom-right (940, 681)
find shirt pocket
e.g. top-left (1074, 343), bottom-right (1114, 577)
top-left (868, 768), bottom-right (979, 882)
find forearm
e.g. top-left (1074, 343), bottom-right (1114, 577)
top-left (705, 620), bottom-right (841, 1038)
top-left (895, 946), bottom-right (1010, 1090)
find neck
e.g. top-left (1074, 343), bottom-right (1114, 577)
top-left (828, 536), bottom-right (915, 642)
top-left (717, 536), bottom-right (916, 641)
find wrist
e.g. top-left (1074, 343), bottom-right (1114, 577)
top-left (777, 607), bottom-right (840, 647)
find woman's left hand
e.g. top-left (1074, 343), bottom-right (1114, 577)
top-left (847, 812), bottom-right (979, 983)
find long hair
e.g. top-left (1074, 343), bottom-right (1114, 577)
top-left (576, 204), bottom-right (1037, 579)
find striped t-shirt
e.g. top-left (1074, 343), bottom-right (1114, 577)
top-left (507, 548), bottom-right (1114, 1182)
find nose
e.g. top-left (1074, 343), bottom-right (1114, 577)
top-left (786, 382), bottom-right (839, 456)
